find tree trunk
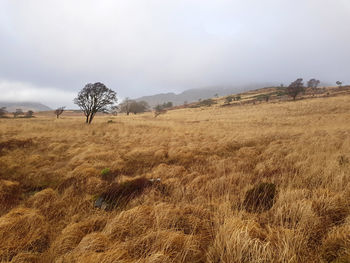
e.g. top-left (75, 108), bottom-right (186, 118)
top-left (86, 115), bottom-right (89, 123)
top-left (89, 113), bottom-right (94, 124)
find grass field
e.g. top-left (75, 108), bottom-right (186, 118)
top-left (1, 93), bottom-right (350, 262)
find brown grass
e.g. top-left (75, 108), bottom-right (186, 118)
top-left (1, 92), bottom-right (350, 262)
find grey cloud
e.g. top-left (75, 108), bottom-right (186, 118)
top-left (0, 0), bottom-right (349, 107)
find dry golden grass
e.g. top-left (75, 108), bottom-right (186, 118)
top-left (1, 93), bottom-right (350, 262)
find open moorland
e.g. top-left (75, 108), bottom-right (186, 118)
top-left (1, 89), bottom-right (350, 262)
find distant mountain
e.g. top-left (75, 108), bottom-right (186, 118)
top-left (135, 83), bottom-right (277, 107)
top-left (0, 101), bottom-right (52, 112)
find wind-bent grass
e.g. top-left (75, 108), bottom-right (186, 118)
top-left (0, 94), bottom-right (350, 262)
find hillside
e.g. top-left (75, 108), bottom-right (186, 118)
top-left (134, 83), bottom-right (278, 107)
top-left (1, 89), bottom-right (350, 262)
top-left (0, 101), bottom-right (51, 112)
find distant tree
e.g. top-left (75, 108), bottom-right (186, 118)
top-left (119, 98), bottom-right (131, 115)
top-left (235, 95), bottom-right (241, 101)
top-left (13, 109), bottom-right (24, 118)
top-left (25, 110), bottom-right (34, 118)
top-left (129, 101), bottom-right (150, 114)
top-left (163, 102), bottom-right (173, 108)
top-left (336, 81), bottom-right (343, 88)
top-left (258, 94), bottom-right (270, 102)
top-left (54, 106), bottom-right (65, 119)
top-left (225, 95), bottom-right (234, 104)
top-left (214, 93), bottom-right (219, 98)
top-left (199, 98), bottom-right (216, 107)
top-left (307, 79), bottom-right (320, 89)
top-left (287, 78), bottom-right (305, 100)
top-left (0, 107), bottom-right (7, 118)
top-left (74, 82), bottom-right (117, 124)
top-left (110, 105), bottom-right (119, 116)
top-left (184, 101), bottom-right (188, 106)
top-left (154, 102), bottom-right (173, 112)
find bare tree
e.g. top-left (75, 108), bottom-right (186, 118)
top-left (0, 107), bottom-right (7, 118)
top-left (307, 79), bottom-right (320, 89)
top-left (287, 78), bottom-right (305, 100)
top-left (13, 109), bottom-right (24, 118)
top-left (130, 101), bottom-right (150, 114)
top-left (307, 79), bottom-right (320, 96)
top-left (74, 82), bottom-right (117, 124)
top-left (119, 98), bottom-right (131, 115)
top-left (55, 106), bottom-right (65, 119)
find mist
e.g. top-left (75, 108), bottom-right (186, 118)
top-left (0, 0), bottom-right (349, 108)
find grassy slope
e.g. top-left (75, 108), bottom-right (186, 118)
top-left (1, 93), bottom-right (350, 262)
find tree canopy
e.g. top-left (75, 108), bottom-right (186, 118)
top-left (74, 82), bottom-right (117, 124)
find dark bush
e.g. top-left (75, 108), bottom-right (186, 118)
top-left (243, 183), bottom-right (277, 212)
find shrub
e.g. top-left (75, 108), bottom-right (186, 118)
top-left (199, 99), bottom-right (216, 107)
top-left (243, 183), bottom-right (277, 212)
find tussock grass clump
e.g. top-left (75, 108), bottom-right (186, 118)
top-left (243, 182), bottom-right (277, 212)
top-left (49, 216), bottom-right (107, 257)
top-left (321, 222), bottom-right (350, 263)
top-left (0, 179), bottom-right (21, 215)
top-left (98, 177), bottom-right (153, 209)
top-left (0, 138), bottom-right (33, 154)
top-left (0, 208), bottom-right (50, 261)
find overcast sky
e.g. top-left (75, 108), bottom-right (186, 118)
top-left (0, 0), bottom-right (349, 108)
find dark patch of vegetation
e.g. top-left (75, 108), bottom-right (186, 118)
top-left (97, 177), bottom-right (153, 209)
top-left (199, 99), bottom-right (216, 107)
top-left (243, 183), bottom-right (277, 212)
top-left (0, 139), bottom-right (33, 154)
top-left (154, 102), bottom-right (173, 112)
top-left (0, 107), bottom-right (7, 118)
